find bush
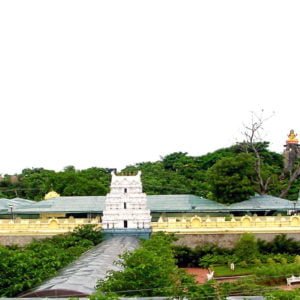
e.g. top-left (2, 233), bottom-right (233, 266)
top-left (0, 225), bottom-right (103, 297)
top-left (234, 233), bottom-right (259, 263)
top-left (96, 232), bottom-right (196, 298)
top-left (71, 224), bottom-right (103, 245)
top-left (199, 254), bottom-right (237, 268)
top-left (258, 254), bottom-right (294, 264)
top-left (258, 234), bottom-right (300, 255)
top-left (267, 258), bottom-right (275, 265)
top-left (173, 242), bottom-right (231, 268)
top-left (239, 261), bottom-right (248, 268)
top-left (90, 292), bottom-right (120, 300)
top-left (264, 289), bottom-right (300, 299)
top-left (220, 278), bottom-right (270, 297)
top-left (253, 258), bottom-right (262, 266)
top-left (187, 281), bottom-right (222, 300)
top-left (255, 263), bottom-right (300, 286)
top-left (280, 258), bottom-right (288, 265)
top-left (173, 245), bottom-right (198, 267)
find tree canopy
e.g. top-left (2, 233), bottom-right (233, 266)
top-left (0, 141), bottom-right (299, 203)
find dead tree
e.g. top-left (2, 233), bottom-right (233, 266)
top-left (242, 110), bottom-right (273, 195)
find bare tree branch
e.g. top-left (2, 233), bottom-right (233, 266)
top-left (242, 110), bottom-right (274, 194)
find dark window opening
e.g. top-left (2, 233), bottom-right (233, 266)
top-left (124, 188), bottom-right (127, 193)
top-left (124, 202), bottom-right (127, 209)
top-left (124, 220), bottom-right (128, 228)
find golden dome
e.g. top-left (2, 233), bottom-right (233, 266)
top-left (44, 190), bottom-right (60, 200)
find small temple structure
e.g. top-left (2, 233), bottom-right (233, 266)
top-left (101, 171), bottom-right (151, 237)
top-left (284, 129), bottom-right (300, 172)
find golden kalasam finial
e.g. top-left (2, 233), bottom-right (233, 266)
top-left (44, 190), bottom-right (60, 200)
top-left (287, 129), bottom-right (299, 144)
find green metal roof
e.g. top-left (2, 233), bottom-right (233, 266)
top-left (14, 196), bottom-right (106, 214)
top-left (9, 194), bottom-right (296, 215)
top-left (13, 194), bottom-right (226, 214)
top-left (228, 195), bottom-right (297, 211)
top-left (0, 198), bottom-right (35, 213)
top-left (147, 195), bottom-right (227, 212)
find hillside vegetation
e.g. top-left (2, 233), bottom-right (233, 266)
top-left (0, 142), bottom-right (299, 203)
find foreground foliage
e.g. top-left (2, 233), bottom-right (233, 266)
top-left (174, 233), bottom-right (300, 298)
top-left (96, 232), bottom-right (227, 299)
top-left (96, 233), bottom-right (193, 298)
top-left (0, 225), bottom-right (103, 297)
top-left (264, 289), bottom-right (300, 299)
top-left (174, 234), bottom-right (300, 268)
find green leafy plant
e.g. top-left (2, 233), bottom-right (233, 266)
top-left (0, 225), bottom-right (103, 297)
top-left (96, 232), bottom-right (196, 298)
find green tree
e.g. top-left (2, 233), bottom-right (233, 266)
top-left (96, 233), bottom-right (195, 298)
top-left (206, 153), bottom-right (256, 203)
top-left (0, 225), bottom-right (103, 297)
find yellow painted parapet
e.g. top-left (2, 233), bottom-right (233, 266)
top-left (0, 217), bottom-right (101, 236)
top-left (151, 215), bottom-right (300, 234)
top-left (2, 215), bottom-right (300, 236)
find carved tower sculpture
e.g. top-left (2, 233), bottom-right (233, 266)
top-left (102, 171), bottom-right (151, 236)
top-left (284, 129), bottom-right (300, 173)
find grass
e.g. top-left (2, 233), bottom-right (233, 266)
top-left (213, 265), bottom-right (258, 277)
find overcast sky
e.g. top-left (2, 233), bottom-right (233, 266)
top-left (0, 1), bottom-right (299, 174)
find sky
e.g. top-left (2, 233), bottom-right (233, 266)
top-left (0, 1), bottom-right (300, 174)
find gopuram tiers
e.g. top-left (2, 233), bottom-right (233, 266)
top-left (102, 171), bottom-right (151, 237)
top-left (284, 129), bottom-right (300, 172)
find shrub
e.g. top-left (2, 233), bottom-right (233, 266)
top-left (255, 263), bottom-right (300, 286)
top-left (90, 292), bottom-right (120, 300)
top-left (0, 225), bottom-right (103, 297)
top-left (173, 242), bottom-right (232, 268)
top-left (258, 234), bottom-right (300, 255)
top-left (220, 278), bottom-right (270, 297)
top-left (253, 258), bottom-right (262, 266)
top-left (96, 232), bottom-right (196, 298)
top-left (258, 254), bottom-right (294, 264)
top-left (187, 281), bottom-right (221, 300)
top-left (71, 224), bottom-right (103, 245)
top-left (264, 289), bottom-right (300, 299)
top-left (266, 258), bottom-right (275, 265)
top-left (280, 257), bottom-right (288, 265)
top-left (234, 233), bottom-right (259, 262)
top-left (239, 261), bottom-right (248, 268)
top-left (173, 245), bottom-right (198, 267)
top-left (199, 254), bottom-right (237, 268)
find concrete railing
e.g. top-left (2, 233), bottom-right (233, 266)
top-left (0, 217), bottom-right (101, 235)
top-left (151, 215), bottom-right (300, 234)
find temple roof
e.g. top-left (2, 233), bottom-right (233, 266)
top-left (13, 196), bottom-right (106, 214)
top-left (228, 195), bottom-right (297, 211)
top-left (147, 195), bottom-right (227, 212)
top-left (11, 194), bottom-right (227, 214)
top-left (1, 194), bottom-right (296, 215)
top-left (0, 198), bottom-right (35, 212)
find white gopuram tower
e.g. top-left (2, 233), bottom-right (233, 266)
top-left (102, 171), bottom-right (151, 237)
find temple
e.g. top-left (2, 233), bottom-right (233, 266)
top-left (102, 171), bottom-right (151, 237)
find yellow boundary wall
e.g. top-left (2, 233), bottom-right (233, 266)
top-left (1, 215), bottom-right (300, 236)
top-left (151, 215), bottom-right (300, 234)
top-left (0, 217), bottom-right (101, 236)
